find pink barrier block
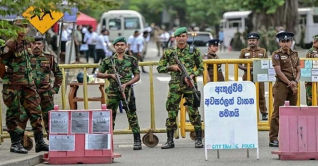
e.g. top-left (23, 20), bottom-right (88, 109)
top-left (271, 101), bottom-right (318, 160)
top-left (43, 104), bottom-right (121, 164)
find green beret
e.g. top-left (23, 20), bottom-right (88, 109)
top-left (113, 37), bottom-right (126, 45)
top-left (174, 27), bottom-right (187, 36)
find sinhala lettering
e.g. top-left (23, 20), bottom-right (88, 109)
top-left (219, 108), bottom-right (239, 117)
top-left (205, 97), bottom-right (254, 107)
top-left (215, 83), bottom-right (243, 94)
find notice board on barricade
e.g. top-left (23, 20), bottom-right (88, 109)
top-left (45, 104), bottom-right (121, 165)
top-left (253, 59), bottom-right (318, 82)
top-left (204, 81), bottom-right (259, 160)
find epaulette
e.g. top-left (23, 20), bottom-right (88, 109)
top-left (127, 55), bottom-right (138, 61)
top-left (240, 48), bottom-right (247, 52)
top-left (43, 51), bottom-right (51, 55)
top-left (5, 39), bottom-right (15, 49)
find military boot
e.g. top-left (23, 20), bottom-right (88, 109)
top-left (262, 113), bottom-right (268, 120)
top-left (133, 133), bottom-right (142, 150)
top-left (9, 132), bottom-right (28, 154)
top-left (195, 129), bottom-right (204, 148)
top-left (161, 130), bottom-right (175, 149)
top-left (34, 132), bottom-right (49, 153)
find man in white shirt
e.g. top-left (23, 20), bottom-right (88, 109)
top-left (160, 29), bottom-right (170, 53)
top-left (142, 31), bottom-right (149, 58)
top-left (103, 30), bottom-right (114, 56)
top-left (128, 31), bottom-right (147, 73)
top-left (92, 29), bottom-right (109, 74)
top-left (83, 26), bottom-right (98, 63)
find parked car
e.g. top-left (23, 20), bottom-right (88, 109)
top-left (165, 31), bottom-right (213, 48)
top-left (187, 32), bottom-right (213, 46)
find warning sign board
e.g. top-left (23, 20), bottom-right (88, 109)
top-left (22, 6), bottom-right (64, 34)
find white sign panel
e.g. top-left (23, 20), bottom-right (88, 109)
top-left (204, 81), bottom-right (259, 160)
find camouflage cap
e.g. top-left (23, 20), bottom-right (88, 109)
top-left (174, 27), bottom-right (187, 36)
top-left (112, 37), bottom-right (126, 45)
top-left (314, 34), bottom-right (318, 40)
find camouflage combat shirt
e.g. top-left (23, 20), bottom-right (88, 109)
top-left (157, 45), bottom-right (204, 83)
top-left (99, 54), bottom-right (140, 87)
top-left (30, 52), bottom-right (63, 93)
top-left (0, 39), bottom-right (33, 85)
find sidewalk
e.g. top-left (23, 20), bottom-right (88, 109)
top-left (0, 137), bottom-right (46, 166)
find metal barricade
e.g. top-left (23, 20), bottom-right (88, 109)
top-left (1, 58), bottom-right (317, 147)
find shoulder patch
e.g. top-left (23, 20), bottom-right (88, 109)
top-left (274, 54), bottom-right (280, 60)
top-left (43, 51), bottom-right (51, 55)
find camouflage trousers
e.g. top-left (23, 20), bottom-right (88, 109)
top-left (165, 83), bottom-right (202, 131)
top-left (106, 85), bottom-right (140, 133)
top-left (2, 84), bottom-right (43, 135)
top-left (21, 91), bottom-right (54, 134)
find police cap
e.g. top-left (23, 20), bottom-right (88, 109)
top-left (112, 37), bottom-right (126, 45)
top-left (34, 36), bottom-right (44, 42)
top-left (207, 39), bottom-right (220, 46)
top-left (247, 33), bottom-right (260, 39)
top-left (276, 32), bottom-right (294, 41)
top-left (174, 27), bottom-right (187, 36)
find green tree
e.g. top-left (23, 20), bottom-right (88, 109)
top-left (0, 0), bottom-right (118, 38)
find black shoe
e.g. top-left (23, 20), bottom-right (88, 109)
top-left (195, 129), bottom-right (204, 148)
top-left (9, 132), bottom-right (28, 154)
top-left (269, 140), bottom-right (279, 147)
top-left (161, 130), bottom-right (175, 149)
top-left (34, 132), bottom-right (49, 153)
top-left (262, 113), bottom-right (268, 120)
top-left (133, 133), bottom-right (142, 150)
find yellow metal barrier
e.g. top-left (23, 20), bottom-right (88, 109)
top-left (1, 58), bottom-right (317, 145)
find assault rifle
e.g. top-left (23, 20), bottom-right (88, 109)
top-left (110, 58), bottom-right (130, 111)
top-left (172, 53), bottom-right (200, 107)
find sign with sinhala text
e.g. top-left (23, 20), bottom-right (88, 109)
top-left (22, 6), bottom-right (64, 34)
top-left (204, 81), bottom-right (259, 160)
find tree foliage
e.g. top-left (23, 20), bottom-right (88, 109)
top-left (0, 0), bottom-right (118, 39)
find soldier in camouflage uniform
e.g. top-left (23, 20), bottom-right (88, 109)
top-left (202, 39), bottom-right (224, 82)
top-left (21, 36), bottom-right (63, 139)
top-left (0, 17), bottom-right (48, 154)
top-left (157, 27), bottom-right (204, 149)
top-left (305, 35), bottom-right (318, 106)
top-left (97, 37), bottom-right (142, 150)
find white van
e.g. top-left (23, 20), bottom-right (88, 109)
top-left (221, 8), bottom-right (318, 49)
top-left (97, 10), bottom-right (146, 41)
